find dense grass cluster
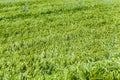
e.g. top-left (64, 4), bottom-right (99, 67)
top-left (0, 0), bottom-right (120, 80)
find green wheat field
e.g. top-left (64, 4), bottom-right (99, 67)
top-left (0, 0), bottom-right (120, 80)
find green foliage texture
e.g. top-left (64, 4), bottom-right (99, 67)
top-left (0, 0), bottom-right (120, 80)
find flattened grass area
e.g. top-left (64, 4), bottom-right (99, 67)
top-left (0, 0), bottom-right (120, 79)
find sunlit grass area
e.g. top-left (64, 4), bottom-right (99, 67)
top-left (0, 0), bottom-right (120, 80)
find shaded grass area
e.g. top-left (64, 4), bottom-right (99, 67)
top-left (0, 0), bottom-right (120, 80)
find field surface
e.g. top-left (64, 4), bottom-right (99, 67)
top-left (0, 0), bottom-right (120, 80)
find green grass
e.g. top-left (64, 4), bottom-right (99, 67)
top-left (0, 0), bottom-right (120, 80)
